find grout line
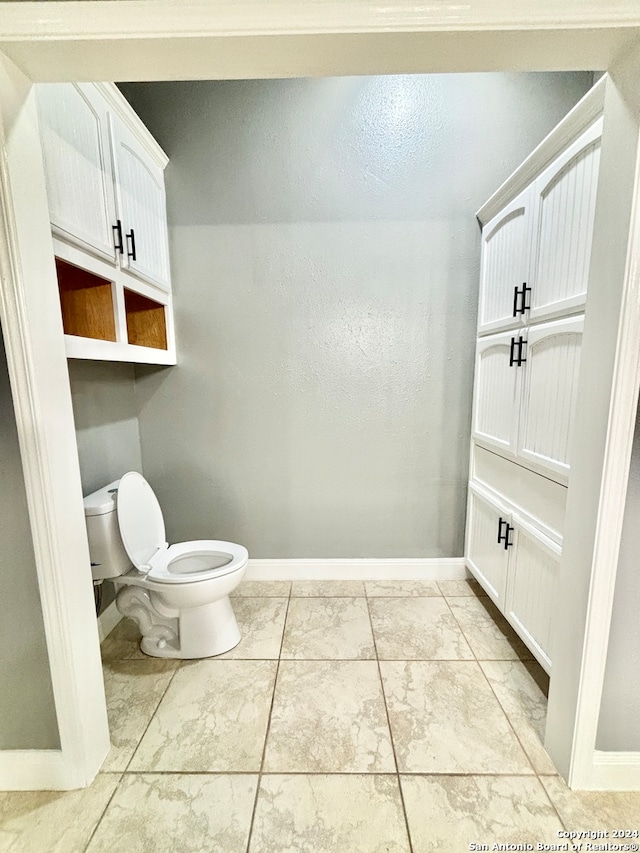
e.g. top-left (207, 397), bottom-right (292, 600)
top-left (364, 595), bottom-right (415, 853)
top-left (82, 772), bottom-right (125, 853)
top-left (121, 660), bottom-right (182, 774)
top-left (244, 583), bottom-right (292, 853)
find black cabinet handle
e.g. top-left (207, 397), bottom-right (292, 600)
top-left (126, 228), bottom-right (137, 261)
top-left (504, 523), bottom-right (514, 550)
top-left (509, 336), bottom-right (527, 367)
top-left (112, 220), bottom-right (124, 255)
top-left (498, 517), bottom-right (514, 550)
top-left (497, 517), bottom-right (507, 544)
top-left (513, 283), bottom-right (532, 317)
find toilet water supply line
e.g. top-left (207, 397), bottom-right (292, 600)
top-left (116, 586), bottom-right (178, 646)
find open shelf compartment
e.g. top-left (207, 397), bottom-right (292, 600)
top-left (56, 257), bottom-right (116, 342)
top-left (124, 288), bottom-right (168, 350)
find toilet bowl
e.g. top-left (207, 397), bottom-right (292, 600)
top-left (84, 472), bottom-right (248, 659)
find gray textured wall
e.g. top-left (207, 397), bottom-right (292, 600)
top-left (67, 360), bottom-right (144, 611)
top-left (121, 73), bottom-right (592, 557)
top-left (596, 402), bottom-right (640, 751)
top-left (0, 327), bottom-right (59, 749)
top-left (68, 360), bottom-right (143, 497)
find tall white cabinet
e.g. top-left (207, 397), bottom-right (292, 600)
top-left (465, 90), bottom-right (604, 673)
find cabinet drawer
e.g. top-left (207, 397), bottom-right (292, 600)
top-left (471, 444), bottom-right (566, 541)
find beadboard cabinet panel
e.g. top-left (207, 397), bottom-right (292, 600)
top-left (505, 516), bottom-right (561, 673)
top-left (37, 83), bottom-right (117, 263)
top-left (472, 331), bottom-right (521, 457)
top-left (529, 118), bottom-right (602, 324)
top-left (466, 486), bottom-right (511, 607)
top-left (110, 114), bottom-right (171, 291)
top-left (477, 187), bottom-right (532, 336)
top-left (518, 316), bottom-right (584, 483)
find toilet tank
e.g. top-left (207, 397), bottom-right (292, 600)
top-left (83, 480), bottom-right (132, 581)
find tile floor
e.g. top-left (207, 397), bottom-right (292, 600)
top-left (2, 578), bottom-right (640, 852)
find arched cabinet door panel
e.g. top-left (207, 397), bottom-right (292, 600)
top-left (528, 118), bottom-right (602, 324)
top-left (465, 486), bottom-right (512, 607)
top-left (110, 114), bottom-right (171, 291)
top-left (517, 316), bottom-right (584, 483)
top-left (505, 515), bottom-right (561, 674)
top-left (472, 331), bottom-right (522, 458)
top-left (478, 187), bottom-right (533, 336)
top-left (37, 83), bottom-right (117, 263)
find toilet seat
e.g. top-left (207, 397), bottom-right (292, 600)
top-left (116, 472), bottom-right (248, 585)
top-left (146, 540), bottom-right (248, 584)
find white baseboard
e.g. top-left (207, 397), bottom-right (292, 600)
top-left (97, 600), bottom-right (122, 643)
top-left (589, 751), bottom-right (640, 790)
top-left (245, 557), bottom-right (467, 581)
top-left (0, 750), bottom-right (71, 791)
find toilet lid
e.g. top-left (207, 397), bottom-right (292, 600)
top-left (116, 472), bottom-right (166, 570)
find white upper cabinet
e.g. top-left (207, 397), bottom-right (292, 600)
top-left (477, 187), bottom-right (532, 335)
top-left (37, 83), bottom-right (117, 263)
top-left (37, 83), bottom-right (170, 292)
top-left (518, 315), bottom-right (583, 483)
top-left (528, 119), bottom-right (602, 324)
top-left (110, 114), bottom-right (171, 291)
top-left (472, 330), bottom-right (522, 458)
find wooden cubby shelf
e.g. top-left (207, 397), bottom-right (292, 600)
top-left (56, 257), bottom-right (116, 342)
top-left (124, 288), bottom-right (168, 350)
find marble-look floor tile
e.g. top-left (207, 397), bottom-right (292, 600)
top-left (264, 661), bottom-right (394, 772)
top-left (365, 580), bottom-right (441, 597)
top-left (402, 775), bottom-right (563, 853)
top-left (281, 597), bottom-right (375, 659)
top-left (437, 578), bottom-right (487, 597)
top-left (87, 774), bottom-right (257, 853)
top-left (480, 660), bottom-right (555, 774)
top-left (380, 661), bottom-right (532, 774)
top-left (101, 659), bottom-right (178, 772)
top-left (217, 597), bottom-right (288, 659)
top-left (129, 660), bottom-right (277, 772)
top-left (449, 596), bottom-right (534, 660)
top-left (250, 775), bottom-right (410, 853)
top-left (369, 597), bottom-right (473, 660)
top-left (231, 581), bottom-right (291, 597)
top-left (100, 617), bottom-right (144, 661)
top-left (0, 774), bottom-right (119, 853)
top-left (541, 776), bottom-right (640, 831)
top-left (291, 580), bottom-right (366, 597)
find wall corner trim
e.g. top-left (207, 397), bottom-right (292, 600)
top-left (97, 600), bottom-right (122, 643)
top-left (245, 557), bottom-right (467, 581)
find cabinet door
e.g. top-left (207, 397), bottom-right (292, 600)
top-left (37, 83), bottom-right (118, 262)
top-left (505, 516), bottom-right (561, 672)
top-left (110, 115), bottom-right (171, 291)
top-left (472, 331), bottom-right (522, 458)
top-left (477, 187), bottom-right (532, 335)
top-left (465, 487), bottom-right (511, 606)
top-left (518, 316), bottom-right (583, 483)
top-left (528, 119), bottom-right (602, 323)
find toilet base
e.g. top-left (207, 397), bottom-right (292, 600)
top-left (116, 586), bottom-right (242, 659)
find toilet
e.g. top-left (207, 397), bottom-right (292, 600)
top-left (84, 472), bottom-right (248, 659)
